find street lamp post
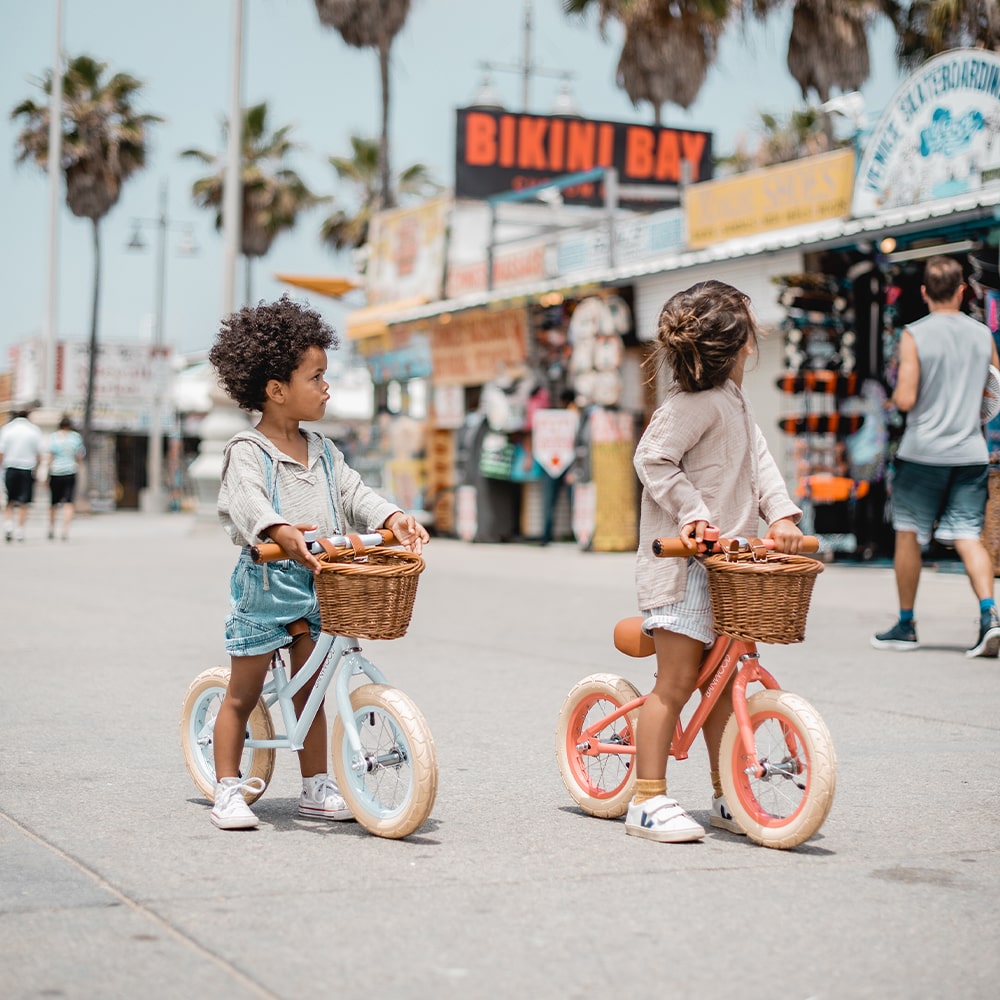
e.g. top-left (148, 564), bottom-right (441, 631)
top-left (127, 179), bottom-right (196, 513)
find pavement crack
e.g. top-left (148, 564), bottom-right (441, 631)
top-left (0, 809), bottom-right (281, 999)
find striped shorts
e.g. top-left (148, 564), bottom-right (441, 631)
top-left (641, 558), bottom-right (715, 645)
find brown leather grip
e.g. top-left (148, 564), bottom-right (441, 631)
top-left (653, 534), bottom-right (820, 558)
top-left (250, 542), bottom-right (288, 563)
top-left (651, 536), bottom-right (700, 558)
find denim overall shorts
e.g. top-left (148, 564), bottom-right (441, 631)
top-left (224, 443), bottom-right (341, 657)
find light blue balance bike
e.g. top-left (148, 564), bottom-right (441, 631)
top-left (179, 529), bottom-right (438, 839)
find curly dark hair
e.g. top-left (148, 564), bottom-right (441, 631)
top-left (645, 280), bottom-right (758, 393)
top-left (208, 295), bottom-right (339, 412)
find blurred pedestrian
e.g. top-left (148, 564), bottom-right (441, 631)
top-left (871, 255), bottom-right (1000, 657)
top-left (44, 415), bottom-right (86, 541)
top-left (0, 408), bottom-right (43, 543)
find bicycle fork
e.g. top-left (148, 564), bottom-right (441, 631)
top-left (731, 653), bottom-right (804, 784)
top-left (333, 647), bottom-right (410, 777)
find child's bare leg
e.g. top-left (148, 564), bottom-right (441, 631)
top-left (213, 653), bottom-right (271, 778)
top-left (288, 634), bottom-right (327, 777)
top-left (635, 629), bottom-right (704, 781)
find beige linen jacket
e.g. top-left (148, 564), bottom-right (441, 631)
top-left (634, 380), bottom-right (801, 612)
top-left (218, 428), bottom-right (400, 546)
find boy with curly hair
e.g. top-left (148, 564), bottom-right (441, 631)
top-left (207, 295), bottom-right (429, 830)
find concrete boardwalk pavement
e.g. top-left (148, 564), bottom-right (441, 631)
top-left (1, 511), bottom-right (998, 999)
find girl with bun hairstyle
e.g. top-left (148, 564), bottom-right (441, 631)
top-left (627, 280), bottom-right (805, 843)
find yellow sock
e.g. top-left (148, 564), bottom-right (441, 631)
top-left (711, 770), bottom-right (723, 799)
top-left (634, 778), bottom-right (666, 804)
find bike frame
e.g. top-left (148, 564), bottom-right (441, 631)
top-left (245, 631), bottom-right (388, 760)
top-left (576, 634), bottom-right (792, 777)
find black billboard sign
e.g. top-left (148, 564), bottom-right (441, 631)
top-left (455, 107), bottom-right (713, 207)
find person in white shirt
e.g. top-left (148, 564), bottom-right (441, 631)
top-left (0, 409), bottom-right (44, 543)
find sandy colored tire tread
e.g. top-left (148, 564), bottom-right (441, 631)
top-left (179, 666), bottom-right (275, 804)
top-left (719, 688), bottom-right (836, 849)
top-left (555, 673), bottom-right (642, 819)
top-left (331, 683), bottom-right (437, 839)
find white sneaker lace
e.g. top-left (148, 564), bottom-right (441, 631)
top-left (217, 776), bottom-right (266, 808)
top-left (315, 778), bottom-right (345, 804)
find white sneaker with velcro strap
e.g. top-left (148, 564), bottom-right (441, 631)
top-left (624, 794), bottom-right (705, 843)
top-left (709, 794), bottom-right (745, 835)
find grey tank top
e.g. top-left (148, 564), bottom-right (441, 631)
top-left (896, 310), bottom-right (993, 466)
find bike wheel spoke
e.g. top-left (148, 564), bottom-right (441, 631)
top-left (750, 717), bottom-right (807, 819)
top-left (579, 697), bottom-right (633, 794)
top-left (358, 710), bottom-right (411, 811)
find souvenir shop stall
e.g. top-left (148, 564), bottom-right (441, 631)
top-left (454, 287), bottom-right (643, 550)
top-left (772, 235), bottom-right (1000, 561)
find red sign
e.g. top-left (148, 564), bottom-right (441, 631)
top-left (455, 108), bottom-right (713, 207)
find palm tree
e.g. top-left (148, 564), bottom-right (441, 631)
top-left (739, 0), bottom-right (892, 144)
top-left (895, 0), bottom-right (1000, 71)
top-left (717, 106), bottom-right (834, 174)
top-left (11, 54), bottom-right (161, 467)
top-left (313, 0), bottom-right (413, 211)
top-left (563, 0), bottom-right (735, 125)
top-left (320, 134), bottom-right (440, 253)
top-left (181, 102), bottom-right (326, 303)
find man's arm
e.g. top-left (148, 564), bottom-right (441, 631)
top-left (892, 328), bottom-right (920, 413)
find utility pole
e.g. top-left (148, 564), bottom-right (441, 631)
top-left (479, 0), bottom-right (573, 113)
top-left (127, 181), bottom-right (197, 513)
top-left (43, 0), bottom-right (64, 410)
top-left (222, 0), bottom-right (244, 314)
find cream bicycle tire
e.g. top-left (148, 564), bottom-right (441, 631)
top-left (331, 684), bottom-right (438, 839)
top-left (179, 667), bottom-right (275, 804)
top-left (719, 689), bottom-right (836, 849)
top-left (555, 673), bottom-right (642, 819)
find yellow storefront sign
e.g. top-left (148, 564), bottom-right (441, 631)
top-left (686, 149), bottom-right (855, 250)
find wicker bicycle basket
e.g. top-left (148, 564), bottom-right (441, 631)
top-left (314, 547), bottom-right (425, 640)
top-left (704, 549), bottom-right (824, 644)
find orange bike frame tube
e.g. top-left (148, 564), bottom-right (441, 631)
top-left (581, 696), bottom-right (645, 755)
top-left (579, 636), bottom-right (784, 763)
top-left (729, 646), bottom-right (783, 777)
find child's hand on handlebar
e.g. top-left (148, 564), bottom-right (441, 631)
top-left (766, 517), bottom-right (804, 554)
top-left (267, 522), bottom-right (324, 574)
top-left (680, 519), bottom-right (710, 552)
top-left (384, 511), bottom-right (430, 555)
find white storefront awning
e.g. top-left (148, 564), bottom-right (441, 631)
top-left (365, 186), bottom-right (1000, 329)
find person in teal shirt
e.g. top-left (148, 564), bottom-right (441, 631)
top-left (44, 415), bottom-right (85, 541)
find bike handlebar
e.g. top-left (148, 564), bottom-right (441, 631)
top-left (652, 527), bottom-right (820, 558)
top-left (251, 527), bottom-right (397, 564)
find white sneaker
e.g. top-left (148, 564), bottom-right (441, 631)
top-left (710, 794), bottom-right (745, 835)
top-left (624, 794), bottom-right (705, 843)
top-left (299, 773), bottom-right (353, 821)
top-left (210, 776), bottom-right (266, 830)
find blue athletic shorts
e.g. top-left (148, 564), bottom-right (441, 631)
top-left (641, 558), bottom-right (716, 645)
top-left (225, 548), bottom-right (321, 657)
top-left (890, 458), bottom-right (988, 546)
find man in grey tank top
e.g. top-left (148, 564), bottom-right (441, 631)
top-left (872, 255), bottom-right (1000, 657)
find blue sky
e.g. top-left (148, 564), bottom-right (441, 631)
top-left (1, 1), bottom-right (906, 359)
